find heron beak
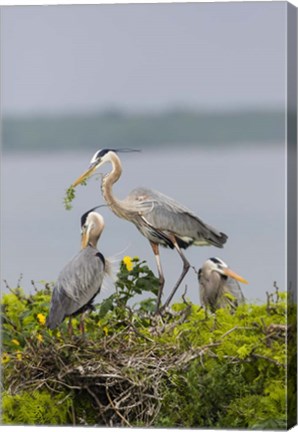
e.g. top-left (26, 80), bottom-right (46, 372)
top-left (223, 268), bottom-right (248, 284)
top-left (72, 164), bottom-right (98, 188)
top-left (81, 230), bottom-right (90, 249)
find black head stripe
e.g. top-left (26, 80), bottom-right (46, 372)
top-left (92, 149), bottom-right (112, 161)
top-left (210, 257), bottom-right (221, 264)
top-left (98, 149), bottom-right (112, 157)
top-left (94, 148), bottom-right (140, 159)
top-left (80, 205), bottom-right (107, 227)
top-left (81, 210), bottom-right (90, 228)
top-left (116, 148), bottom-right (140, 153)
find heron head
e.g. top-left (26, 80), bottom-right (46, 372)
top-left (72, 149), bottom-right (114, 187)
top-left (81, 209), bottom-right (105, 249)
top-left (205, 257), bottom-right (248, 284)
top-left (80, 205), bottom-right (107, 228)
top-left (72, 148), bottom-right (140, 188)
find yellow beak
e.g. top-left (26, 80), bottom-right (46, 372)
top-left (72, 164), bottom-right (97, 188)
top-left (81, 230), bottom-right (90, 249)
top-left (223, 268), bottom-right (248, 284)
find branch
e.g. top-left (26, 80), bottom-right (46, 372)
top-left (251, 353), bottom-right (285, 368)
top-left (105, 385), bottom-right (132, 427)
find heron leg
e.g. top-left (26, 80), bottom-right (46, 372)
top-left (68, 317), bottom-right (73, 337)
top-left (150, 241), bottom-right (165, 313)
top-left (162, 237), bottom-right (190, 310)
top-left (79, 313), bottom-right (85, 336)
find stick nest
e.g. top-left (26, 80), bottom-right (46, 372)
top-left (3, 288), bottom-right (291, 427)
top-left (4, 306), bottom-right (204, 426)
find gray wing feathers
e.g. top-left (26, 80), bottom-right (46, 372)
top-left (199, 271), bottom-right (245, 312)
top-left (199, 271), bottom-right (222, 311)
top-left (47, 247), bottom-right (104, 329)
top-left (47, 287), bottom-right (81, 330)
top-left (59, 248), bottom-right (104, 305)
top-left (223, 278), bottom-right (245, 305)
top-left (128, 188), bottom-right (227, 247)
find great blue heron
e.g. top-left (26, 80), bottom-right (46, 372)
top-left (47, 208), bottom-right (107, 333)
top-left (71, 149), bottom-right (228, 311)
top-left (198, 257), bottom-right (248, 312)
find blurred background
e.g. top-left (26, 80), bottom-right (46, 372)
top-left (2, 2), bottom-right (287, 304)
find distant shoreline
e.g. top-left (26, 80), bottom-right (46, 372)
top-left (3, 109), bottom-right (285, 152)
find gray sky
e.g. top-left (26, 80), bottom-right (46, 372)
top-left (2, 2), bottom-right (286, 115)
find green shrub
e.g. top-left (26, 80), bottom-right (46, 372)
top-left (1, 259), bottom-right (291, 428)
top-left (2, 390), bottom-right (72, 425)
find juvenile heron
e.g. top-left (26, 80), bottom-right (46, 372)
top-left (198, 257), bottom-right (248, 312)
top-left (71, 149), bottom-right (228, 311)
top-left (47, 208), bottom-right (107, 333)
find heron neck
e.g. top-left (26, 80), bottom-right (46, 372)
top-left (101, 152), bottom-right (127, 218)
top-left (88, 238), bottom-right (99, 249)
top-left (89, 230), bottom-right (102, 249)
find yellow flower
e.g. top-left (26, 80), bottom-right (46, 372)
top-left (16, 352), bottom-right (22, 361)
top-left (103, 326), bottom-right (109, 336)
top-left (36, 333), bottom-right (43, 343)
top-left (11, 339), bottom-right (20, 346)
top-left (1, 352), bottom-right (10, 364)
top-left (37, 313), bottom-right (46, 326)
top-left (123, 256), bottom-right (133, 272)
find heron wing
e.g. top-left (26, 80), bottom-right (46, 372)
top-left (222, 278), bottom-right (245, 306)
top-left (46, 286), bottom-right (79, 330)
top-left (198, 269), bottom-right (222, 311)
top-left (126, 187), bottom-right (227, 248)
top-left (47, 247), bottom-right (105, 329)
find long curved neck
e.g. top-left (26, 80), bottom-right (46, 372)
top-left (88, 233), bottom-right (100, 249)
top-left (101, 152), bottom-right (128, 218)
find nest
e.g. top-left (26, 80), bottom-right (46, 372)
top-left (3, 290), bottom-right (290, 427)
top-left (4, 306), bottom-right (203, 426)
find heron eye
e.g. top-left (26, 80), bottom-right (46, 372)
top-left (81, 224), bottom-right (88, 233)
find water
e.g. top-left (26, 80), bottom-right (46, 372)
top-left (1, 145), bottom-right (286, 305)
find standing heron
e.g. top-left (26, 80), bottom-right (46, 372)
top-left (198, 257), bottom-right (248, 312)
top-left (71, 149), bottom-right (228, 311)
top-left (47, 207), bottom-right (107, 333)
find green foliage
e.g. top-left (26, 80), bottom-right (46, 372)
top-left (1, 261), bottom-right (291, 428)
top-left (1, 282), bottom-right (52, 351)
top-left (112, 257), bottom-right (159, 311)
top-left (64, 179), bottom-right (87, 210)
top-left (64, 186), bottom-right (76, 210)
top-left (2, 390), bottom-right (72, 425)
top-left (155, 295), bottom-right (288, 429)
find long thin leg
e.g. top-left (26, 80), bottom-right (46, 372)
top-left (68, 317), bottom-right (73, 336)
top-left (150, 241), bottom-right (165, 313)
top-left (79, 313), bottom-right (85, 336)
top-left (162, 237), bottom-right (190, 310)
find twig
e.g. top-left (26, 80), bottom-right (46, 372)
top-left (105, 385), bottom-right (132, 427)
top-left (273, 281), bottom-right (280, 303)
top-left (220, 326), bottom-right (257, 339)
top-left (86, 385), bottom-right (104, 414)
top-left (191, 265), bottom-right (198, 275)
top-left (71, 401), bottom-right (76, 426)
top-left (181, 284), bottom-right (189, 304)
top-left (251, 353), bottom-right (284, 368)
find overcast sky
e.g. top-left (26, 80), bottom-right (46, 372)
top-left (2, 2), bottom-right (286, 115)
